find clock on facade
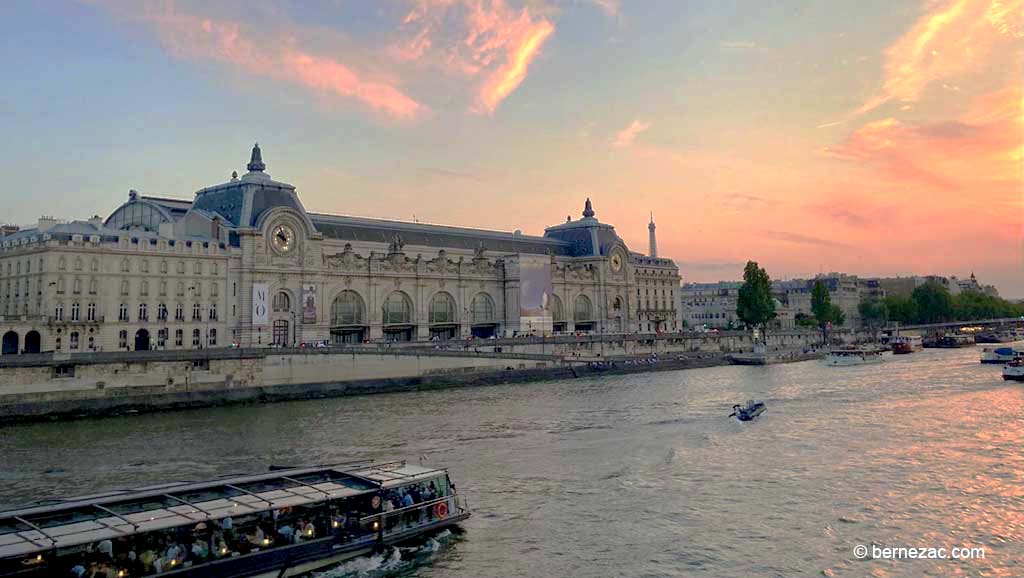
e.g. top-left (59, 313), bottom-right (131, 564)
top-left (610, 251), bottom-right (623, 272)
top-left (271, 223), bottom-right (296, 254)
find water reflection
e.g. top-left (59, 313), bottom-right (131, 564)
top-left (1, 346), bottom-right (1022, 577)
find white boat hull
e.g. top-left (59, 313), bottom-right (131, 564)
top-left (1003, 365), bottom-right (1024, 381)
top-left (825, 353), bottom-right (885, 366)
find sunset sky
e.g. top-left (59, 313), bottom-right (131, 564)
top-left (1, 1), bottom-right (1021, 295)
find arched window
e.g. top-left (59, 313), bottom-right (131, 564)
top-left (119, 303), bottom-right (128, 321)
top-left (574, 295), bottom-right (593, 322)
top-left (55, 303), bottom-right (64, 321)
top-left (87, 303), bottom-right (96, 322)
top-left (70, 332), bottom-right (79, 350)
top-left (208, 328), bottom-right (217, 347)
top-left (138, 303), bottom-right (148, 321)
top-left (70, 303), bottom-right (80, 321)
top-left (471, 293), bottom-right (495, 324)
top-left (613, 296), bottom-right (623, 312)
top-left (331, 291), bottom-right (365, 326)
top-left (192, 328), bottom-right (201, 347)
top-left (382, 291), bottom-right (412, 325)
top-left (429, 292), bottom-right (456, 324)
top-left (549, 294), bottom-right (564, 321)
top-left (273, 291), bottom-right (291, 312)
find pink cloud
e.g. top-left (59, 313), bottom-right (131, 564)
top-left (397, 0), bottom-right (555, 114)
top-left (826, 86), bottom-right (1023, 198)
top-left (857, 0), bottom-right (1023, 115)
top-left (611, 120), bottom-right (651, 147)
top-left (110, 2), bottom-right (425, 121)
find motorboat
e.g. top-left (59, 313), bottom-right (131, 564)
top-left (981, 346), bottom-right (1017, 364)
top-left (890, 335), bottom-right (921, 355)
top-left (825, 346), bottom-right (885, 366)
top-left (1002, 356), bottom-right (1024, 381)
top-left (730, 400), bottom-right (766, 421)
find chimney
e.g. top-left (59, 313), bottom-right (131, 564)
top-left (38, 216), bottom-right (57, 232)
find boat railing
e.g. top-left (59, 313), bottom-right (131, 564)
top-left (359, 494), bottom-right (469, 537)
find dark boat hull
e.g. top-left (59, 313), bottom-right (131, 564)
top-left (164, 515), bottom-right (470, 578)
top-left (735, 404), bottom-right (766, 421)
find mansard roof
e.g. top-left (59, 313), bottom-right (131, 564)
top-left (309, 213), bottom-right (571, 255)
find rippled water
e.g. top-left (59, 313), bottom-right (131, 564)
top-left (2, 346), bottom-right (1023, 577)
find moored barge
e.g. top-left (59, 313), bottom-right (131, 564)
top-left (0, 460), bottom-right (469, 578)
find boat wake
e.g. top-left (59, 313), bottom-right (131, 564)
top-left (308, 530), bottom-right (455, 578)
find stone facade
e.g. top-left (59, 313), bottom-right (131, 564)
top-left (0, 145), bottom-right (681, 355)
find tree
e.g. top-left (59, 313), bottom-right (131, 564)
top-left (794, 312), bottom-right (817, 328)
top-left (911, 282), bottom-right (953, 324)
top-left (811, 281), bottom-right (832, 327)
top-left (736, 261), bottom-right (777, 339)
top-left (858, 298), bottom-right (888, 338)
top-left (829, 304), bottom-right (846, 327)
top-left (884, 295), bottom-right (918, 324)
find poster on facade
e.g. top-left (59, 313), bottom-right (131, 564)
top-left (519, 256), bottom-right (553, 334)
top-left (252, 283), bottom-right (269, 326)
top-left (302, 283), bottom-right (317, 324)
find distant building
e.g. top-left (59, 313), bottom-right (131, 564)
top-left (681, 281), bottom-right (741, 329)
top-left (875, 273), bottom-right (998, 298)
top-left (685, 272), bottom-right (882, 330)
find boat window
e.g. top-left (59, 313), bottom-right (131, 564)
top-left (22, 507), bottom-right (104, 529)
top-left (105, 495), bottom-right (181, 515)
top-left (235, 478), bottom-right (301, 494)
top-left (173, 486), bottom-right (244, 503)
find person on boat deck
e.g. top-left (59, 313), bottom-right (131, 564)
top-left (165, 541), bottom-right (181, 564)
top-left (191, 536), bottom-right (209, 561)
top-left (210, 532), bottom-right (229, 558)
top-left (401, 490), bottom-right (414, 508)
top-left (138, 547), bottom-right (157, 572)
top-left (277, 522), bottom-right (294, 542)
top-left (249, 525), bottom-right (266, 546)
top-left (95, 539), bottom-right (113, 560)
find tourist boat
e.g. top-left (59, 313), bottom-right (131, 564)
top-left (824, 346), bottom-right (885, 366)
top-left (730, 400), bottom-right (766, 421)
top-left (0, 460), bottom-right (470, 578)
top-left (975, 331), bottom-right (1015, 344)
top-left (981, 346), bottom-right (1017, 364)
top-left (890, 335), bottom-right (922, 355)
top-left (1002, 356), bottom-right (1024, 381)
top-left (923, 333), bottom-right (975, 348)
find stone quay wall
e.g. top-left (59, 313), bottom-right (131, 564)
top-left (0, 330), bottom-right (841, 422)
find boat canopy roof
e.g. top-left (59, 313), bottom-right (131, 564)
top-left (0, 461), bottom-right (447, 560)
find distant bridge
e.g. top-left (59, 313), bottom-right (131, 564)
top-left (891, 317), bottom-right (1024, 332)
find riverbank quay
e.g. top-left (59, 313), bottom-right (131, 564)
top-left (0, 330), bottom-right (837, 423)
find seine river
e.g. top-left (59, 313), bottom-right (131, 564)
top-left (2, 346), bottom-right (1022, 577)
